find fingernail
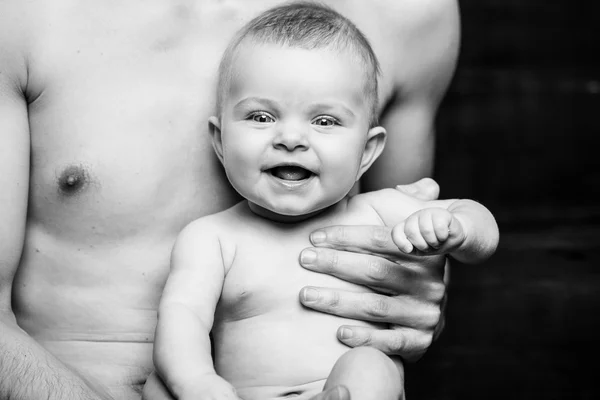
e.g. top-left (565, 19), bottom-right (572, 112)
top-left (310, 231), bottom-right (326, 244)
top-left (338, 327), bottom-right (353, 340)
top-left (300, 249), bottom-right (317, 265)
top-left (301, 287), bottom-right (319, 302)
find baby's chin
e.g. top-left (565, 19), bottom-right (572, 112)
top-left (247, 201), bottom-right (330, 223)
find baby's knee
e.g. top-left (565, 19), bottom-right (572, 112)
top-left (339, 347), bottom-right (400, 372)
top-left (326, 348), bottom-right (404, 400)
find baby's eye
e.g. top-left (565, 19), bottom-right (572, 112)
top-left (312, 116), bottom-right (339, 127)
top-left (249, 112), bottom-right (275, 123)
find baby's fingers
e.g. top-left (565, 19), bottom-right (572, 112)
top-left (391, 222), bottom-right (413, 253)
top-left (431, 209), bottom-right (454, 244)
top-left (418, 211), bottom-right (444, 249)
top-left (403, 214), bottom-right (431, 252)
top-left (445, 215), bottom-right (466, 249)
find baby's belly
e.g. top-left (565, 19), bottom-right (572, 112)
top-left (213, 308), bottom-right (382, 396)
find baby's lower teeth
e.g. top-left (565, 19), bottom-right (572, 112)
top-left (274, 167), bottom-right (308, 181)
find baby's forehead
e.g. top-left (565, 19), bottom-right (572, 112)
top-left (229, 39), bottom-right (370, 78)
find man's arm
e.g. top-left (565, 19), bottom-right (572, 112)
top-left (152, 220), bottom-right (237, 400)
top-left (0, 7), bottom-right (111, 399)
top-left (362, 0), bottom-right (460, 190)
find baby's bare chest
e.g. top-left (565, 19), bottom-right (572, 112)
top-left (217, 236), bottom-right (344, 322)
top-left (215, 208), bottom-right (381, 322)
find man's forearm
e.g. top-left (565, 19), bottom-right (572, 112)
top-left (0, 317), bottom-right (112, 400)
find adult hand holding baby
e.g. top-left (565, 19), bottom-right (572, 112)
top-left (299, 178), bottom-right (446, 362)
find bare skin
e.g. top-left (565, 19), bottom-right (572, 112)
top-left (0, 0), bottom-right (459, 399)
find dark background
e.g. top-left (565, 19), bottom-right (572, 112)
top-left (405, 1), bottom-right (600, 399)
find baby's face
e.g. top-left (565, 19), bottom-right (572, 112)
top-left (217, 43), bottom-right (375, 220)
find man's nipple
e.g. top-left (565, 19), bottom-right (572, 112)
top-left (57, 165), bottom-right (88, 195)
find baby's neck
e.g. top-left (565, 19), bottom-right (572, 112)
top-left (246, 198), bottom-right (349, 225)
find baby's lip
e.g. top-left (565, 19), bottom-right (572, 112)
top-left (265, 162), bottom-right (317, 174)
top-left (265, 163), bottom-right (317, 181)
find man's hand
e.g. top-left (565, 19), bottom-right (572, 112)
top-left (394, 177), bottom-right (440, 201)
top-left (299, 178), bottom-right (446, 362)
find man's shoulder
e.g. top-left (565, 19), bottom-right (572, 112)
top-left (349, 0), bottom-right (459, 33)
top-left (343, 0), bottom-right (460, 92)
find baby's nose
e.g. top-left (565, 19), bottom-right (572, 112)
top-left (272, 125), bottom-right (309, 151)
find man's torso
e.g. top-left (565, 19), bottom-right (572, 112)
top-left (2, 0), bottom-right (446, 397)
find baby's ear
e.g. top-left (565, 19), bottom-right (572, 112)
top-left (208, 116), bottom-right (225, 165)
top-left (356, 126), bottom-right (387, 180)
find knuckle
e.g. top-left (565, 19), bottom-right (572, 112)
top-left (424, 306), bottom-right (442, 329)
top-left (404, 229), bottom-right (418, 241)
top-left (427, 281), bottom-right (446, 303)
top-left (421, 333), bottom-right (433, 350)
top-left (326, 290), bottom-right (341, 309)
top-left (410, 332), bottom-right (432, 356)
top-left (323, 250), bottom-right (339, 273)
top-left (330, 226), bottom-right (347, 243)
top-left (404, 226), bottom-right (420, 240)
top-left (386, 333), bottom-right (405, 354)
top-left (364, 295), bottom-right (390, 318)
top-left (433, 218), bottom-right (448, 231)
top-left (366, 260), bottom-right (390, 282)
top-left (420, 225), bottom-right (434, 237)
top-left (371, 226), bottom-right (390, 248)
top-left (354, 331), bottom-right (372, 347)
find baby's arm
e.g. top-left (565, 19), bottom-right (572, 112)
top-left (360, 188), bottom-right (498, 264)
top-left (392, 198), bottom-right (499, 264)
top-left (153, 221), bottom-right (238, 400)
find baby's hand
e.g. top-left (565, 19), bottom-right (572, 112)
top-left (180, 375), bottom-right (240, 400)
top-left (392, 207), bottom-right (465, 255)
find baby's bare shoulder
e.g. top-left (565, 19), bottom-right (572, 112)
top-left (174, 203), bottom-right (256, 273)
top-left (348, 189), bottom-right (426, 227)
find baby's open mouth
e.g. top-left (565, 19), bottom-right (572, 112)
top-left (269, 166), bottom-right (314, 181)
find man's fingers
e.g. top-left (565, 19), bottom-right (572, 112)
top-left (309, 225), bottom-right (399, 256)
top-left (300, 288), bottom-right (441, 329)
top-left (309, 386), bottom-right (351, 400)
top-left (395, 177), bottom-right (440, 201)
top-left (335, 325), bottom-right (432, 362)
top-left (300, 248), bottom-right (429, 294)
top-left (299, 247), bottom-right (446, 295)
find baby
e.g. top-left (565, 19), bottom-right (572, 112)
top-left (148, 3), bottom-right (499, 400)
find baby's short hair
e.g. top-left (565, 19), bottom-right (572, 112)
top-left (216, 1), bottom-right (381, 126)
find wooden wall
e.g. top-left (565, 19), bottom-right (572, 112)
top-left (405, 1), bottom-right (600, 399)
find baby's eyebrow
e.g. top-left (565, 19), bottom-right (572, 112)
top-left (233, 97), bottom-right (279, 111)
top-left (307, 103), bottom-right (355, 119)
